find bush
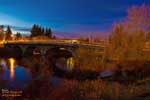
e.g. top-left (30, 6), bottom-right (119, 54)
top-left (75, 48), bottom-right (103, 72)
top-left (69, 78), bottom-right (150, 100)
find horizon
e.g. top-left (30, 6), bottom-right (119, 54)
top-left (0, 0), bottom-right (150, 37)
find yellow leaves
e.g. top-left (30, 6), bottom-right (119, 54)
top-left (110, 12), bottom-right (146, 61)
top-left (75, 48), bottom-right (102, 71)
top-left (127, 4), bottom-right (150, 31)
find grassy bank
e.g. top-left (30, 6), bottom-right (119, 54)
top-left (69, 78), bottom-right (150, 100)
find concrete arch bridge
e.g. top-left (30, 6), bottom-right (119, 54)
top-left (3, 41), bottom-right (105, 71)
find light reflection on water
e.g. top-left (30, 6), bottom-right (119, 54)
top-left (0, 58), bottom-right (31, 89)
top-left (67, 57), bottom-right (75, 70)
top-left (0, 57), bottom-right (73, 89)
top-left (56, 57), bottom-right (75, 71)
top-left (8, 58), bottom-right (15, 79)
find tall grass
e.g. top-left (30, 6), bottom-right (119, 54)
top-left (69, 78), bottom-right (150, 100)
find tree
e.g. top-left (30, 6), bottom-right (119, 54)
top-left (30, 24), bottom-right (52, 38)
top-left (52, 35), bottom-right (56, 39)
top-left (0, 25), bottom-right (4, 33)
top-left (5, 26), bottom-right (13, 40)
top-left (0, 25), bottom-right (4, 40)
top-left (16, 32), bottom-right (22, 40)
top-left (41, 28), bottom-right (45, 35)
top-left (109, 23), bottom-right (129, 61)
top-left (108, 4), bottom-right (149, 61)
top-left (31, 24), bottom-right (38, 37)
top-left (45, 28), bottom-right (52, 38)
top-left (127, 4), bottom-right (150, 38)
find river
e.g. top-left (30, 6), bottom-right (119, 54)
top-left (0, 55), bottom-right (76, 88)
top-left (0, 58), bottom-right (31, 89)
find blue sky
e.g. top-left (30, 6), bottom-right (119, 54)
top-left (0, 0), bottom-right (150, 35)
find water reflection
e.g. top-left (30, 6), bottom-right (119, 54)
top-left (0, 60), bottom-right (5, 76)
top-left (0, 59), bottom-right (7, 67)
top-left (67, 57), bottom-right (75, 70)
top-left (8, 58), bottom-right (15, 79)
top-left (0, 56), bottom-right (75, 91)
top-left (0, 58), bottom-right (31, 89)
top-left (56, 57), bottom-right (75, 71)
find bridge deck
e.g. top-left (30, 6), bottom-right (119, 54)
top-left (4, 40), bottom-right (105, 49)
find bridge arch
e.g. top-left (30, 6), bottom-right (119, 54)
top-left (23, 46), bottom-right (41, 57)
top-left (12, 46), bottom-right (23, 59)
top-left (46, 47), bottom-right (73, 58)
top-left (46, 47), bottom-right (75, 71)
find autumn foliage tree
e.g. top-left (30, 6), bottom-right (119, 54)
top-left (0, 25), bottom-right (4, 40)
top-left (127, 4), bottom-right (150, 34)
top-left (108, 4), bottom-right (150, 61)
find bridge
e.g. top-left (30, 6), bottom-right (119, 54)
top-left (3, 40), bottom-right (105, 55)
top-left (2, 40), bottom-right (105, 71)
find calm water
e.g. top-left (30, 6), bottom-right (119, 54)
top-left (0, 58), bottom-right (31, 89)
top-left (0, 57), bottom-right (74, 90)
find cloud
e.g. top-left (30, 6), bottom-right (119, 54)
top-left (0, 13), bottom-right (32, 34)
top-left (2, 25), bottom-right (31, 34)
top-left (9, 26), bottom-right (31, 32)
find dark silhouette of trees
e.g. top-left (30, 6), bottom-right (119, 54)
top-left (30, 24), bottom-right (52, 38)
top-left (0, 25), bottom-right (4, 40)
top-left (31, 24), bottom-right (39, 37)
top-left (0, 25), bottom-right (4, 33)
top-left (5, 26), bottom-right (13, 40)
top-left (45, 28), bottom-right (52, 38)
top-left (16, 32), bottom-right (22, 40)
top-left (52, 35), bottom-right (56, 39)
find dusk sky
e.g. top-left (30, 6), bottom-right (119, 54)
top-left (0, 0), bottom-right (150, 36)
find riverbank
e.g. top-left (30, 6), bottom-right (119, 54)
top-left (0, 47), bottom-right (150, 100)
